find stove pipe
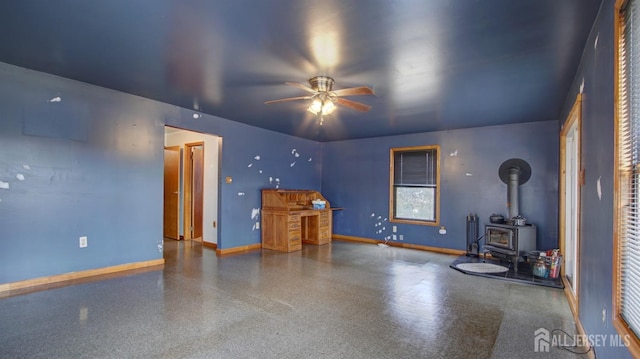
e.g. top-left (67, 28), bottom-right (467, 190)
top-left (507, 167), bottom-right (520, 219)
top-left (499, 158), bottom-right (531, 221)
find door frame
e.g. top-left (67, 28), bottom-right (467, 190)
top-left (163, 145), bottom-right (181, 240)
top-left (559, 94), bottom-right (582, 318)
top-left (184, 141), bottom-right (204, 241)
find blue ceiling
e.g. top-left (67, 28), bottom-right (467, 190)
top-left (0, 0), bottom-right (602, 141)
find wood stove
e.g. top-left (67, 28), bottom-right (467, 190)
top-left (484, 158), bottom-right (537, 272)
top-left (484, 223), bottom-right (536, 271)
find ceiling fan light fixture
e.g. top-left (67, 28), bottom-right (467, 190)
top-left (321, 100), bottom-right (336, 115)
top-left (307, 98), bottom-right (323, 115)
top-left (307, 97), bottom-right (337, 116)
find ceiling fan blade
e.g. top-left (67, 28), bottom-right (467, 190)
top-left (285, 82), bottom-right (317, 94)
top-left (335, 97), bottom-right (372, 112)
top-left (332, 86), bottom-right (374, 97)
top-left (264, 96), bottom-right (312, 105)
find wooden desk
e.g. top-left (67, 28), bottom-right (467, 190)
top-left (261, 189), bottom-right (332, 252)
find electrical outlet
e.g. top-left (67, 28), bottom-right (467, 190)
top-left (392, 226), bottom-right (397, 233)
top-left (79, 236), bottom-right (88, 248)
top-left (399, 234), bottom-right (404, 241)
top-left (255, 221), bottom-right (260, 230)
top-left (392, 234), bottom-right (397, 240)
top-left (439, 226), bottom-right (447, 235)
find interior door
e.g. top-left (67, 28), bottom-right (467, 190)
top-left (565, 126), bottom-right (579, 295)
top-left (163, 146), bottom-right (180, 239)
top-left (192, 145), bottom-right (204, 239)
top-left (560, 95), bottom-right (581, 316)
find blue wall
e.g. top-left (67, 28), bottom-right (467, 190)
top-left (558, 1), bottom-right (632, 358)
top-left (0, 62), bottom-right (320, 284)
top-left (321, 121), bottom-right (559, 251)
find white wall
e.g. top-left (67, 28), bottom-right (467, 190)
top-left (165, 128), bottom-right (220, 244)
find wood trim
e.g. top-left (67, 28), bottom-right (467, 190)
top-left (183, 144), bottom-right (192, 240)
top-left (388, 148), bottom-right (395, 226)
top-left (562, 277), bottom-right (596, 359)
top-left (183, 142), bottom-right (201, 240)
top-left (184, 141), bottom-right (204, 241)
top-left (0, 259), bottom-right (165, 293)
top-left (562, 275), bottom-right (579, 319)
top-left (335, 234), bottom-right (380, 244)
top-left (215, 243), bottom-right (261, 256)
top-left (435, 146), bottom-right (441, 226)
top-left (202, 241), bottom-right (218, 250)
top-left (613, 1), bottom-right (640, 357)
top-left (574, 309), bottom-right (597, 359)
top-left (613, 0), bottom-right (624, 333)
top-left (559, 94), bottom-right (582, 316)
top-left (191, 144), bottom-right (204, 241)
top-left (332, 234), bottom-right (465, 256)
top-left (389, 145), bottom-right (441, 226)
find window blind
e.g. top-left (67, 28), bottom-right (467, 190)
top-left (618, 0), bottom-right (640, 339)
top-left (394, 149), bottom-right (437, 186)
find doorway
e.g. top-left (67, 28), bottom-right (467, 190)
top-left (164, 126), bottom-right (220, 246)
top-left (559, 94), bottom-right (582, 317)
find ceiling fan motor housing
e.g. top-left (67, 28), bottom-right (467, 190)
top-left (309, 76), bottom-right (334, 92)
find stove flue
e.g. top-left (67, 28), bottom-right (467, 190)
top-left (484, 158), bottom-right (536, 272)
top-left (498, 158), bottom-right (532, 220)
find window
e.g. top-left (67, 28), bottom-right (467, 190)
top-left (615, 0), bottom-right (640, 355)
top-left (389, 145), bottom-right (440, 225)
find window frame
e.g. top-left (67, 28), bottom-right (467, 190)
top-left (614, 0), bottom-right (640, 356)
top-left (389, 145), bottom-right (440, 226)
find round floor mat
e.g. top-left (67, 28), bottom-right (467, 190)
top-left (455, 262), bottom-right (509, 274)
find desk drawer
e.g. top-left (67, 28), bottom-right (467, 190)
top-left (288, 221), bottom-right (300, 231)
top-left (288, 214), bottom-right (301, 230)
top-left (288, 214), bottom-right (300, 223)
top-left (289, 233), bottom-right (301, 243)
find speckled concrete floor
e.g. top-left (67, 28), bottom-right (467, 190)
top-left (0, 240), bottom-right (585, 358)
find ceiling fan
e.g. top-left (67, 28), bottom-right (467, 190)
top-left (265, 76), bottom-right (374, 125)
